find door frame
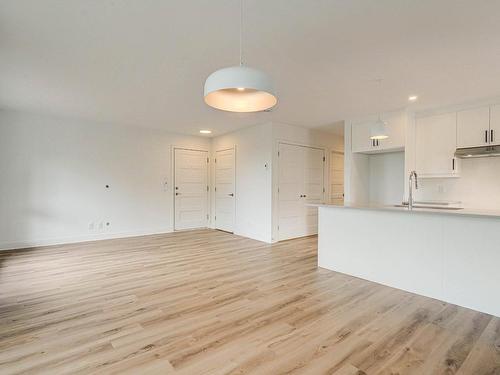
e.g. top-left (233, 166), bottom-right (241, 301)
top-left (171, 146), bottom-right (210, 231)
top-left (330, 150), bottom-right (345, 204)
top-left (274, 140), bottom-right (327, 242)
top-left (214, 146), bottom-right (236, 233)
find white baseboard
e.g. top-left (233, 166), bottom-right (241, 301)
top-left (0, 228), bottom-right (173, 251)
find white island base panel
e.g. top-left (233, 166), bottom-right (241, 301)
top-left (318, 205), bottom-right (500, 317)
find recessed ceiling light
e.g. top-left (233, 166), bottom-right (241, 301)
top-left (408, 95), bottom-right (418, 102)
top-left (199, 130), bottom-right (212, 134)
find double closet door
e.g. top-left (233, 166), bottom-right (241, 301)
top-left (278, 143), bottom-right (325, 241)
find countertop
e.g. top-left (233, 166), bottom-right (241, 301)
top-left (309, 202), bottom-right (500, 219)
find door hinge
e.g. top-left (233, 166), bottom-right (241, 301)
top-left (215, 187), bottom-right (217, 192)
top-left (278, 151), bottom-right (280, 157)
top-left (207, 157), bottom-right (209, 163)
top-left (206, 214), bottom-right (209, 220)
top-left (277, 225), bottom-right (279, 231)
top-left (207, 185), bottom-right (209, 192)
top-left (215, 158), bottom-right (217, 163)
top-left (215, 215), bottom-right (217, 221)
top-left (278, 187), bottom-right (280, 193)
top-left (323, 156), bottom-right (325, 162)
top-left (323, 187), bottom-right (325, 193)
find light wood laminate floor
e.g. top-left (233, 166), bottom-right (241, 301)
top-left (0, 230), bottom-right (499, 375)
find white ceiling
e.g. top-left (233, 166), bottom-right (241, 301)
top-left (1, 0), bottom-right (500, 137)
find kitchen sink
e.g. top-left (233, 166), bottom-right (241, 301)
top-left (392, 204), bottom-right (464, 210)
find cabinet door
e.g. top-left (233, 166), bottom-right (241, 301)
top-left (378, 112), bottom-right (406, 150)
top-left (416, 112), bottom-right (459, 177)
top-left (489, 104), bottom-right (500, 145)
top-left (457, 106), bottom-right (490, 148)
top-left (351, 123), bottom-right (374, 153)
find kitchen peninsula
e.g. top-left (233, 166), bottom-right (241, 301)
top-left (316, 203), bottom-right (500, 317)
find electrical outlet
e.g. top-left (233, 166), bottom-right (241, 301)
top-left (98, 222), bottom-right (104, 231)
top-left (437, 185), bottom-right (445, 193)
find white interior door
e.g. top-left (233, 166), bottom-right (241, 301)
top-left (174, 148), bottom-right (209, 230)
top-left (215, 148), bottom-right (235, 233)
top-left (278, 143), bottom-right (325, 241)
top-left (330, 151), bottom-right (344, 205)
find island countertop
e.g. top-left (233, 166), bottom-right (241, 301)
top-left (316, 201), bottom-right (500, 317)
top-left (309, 202), bottom-right (500, 219)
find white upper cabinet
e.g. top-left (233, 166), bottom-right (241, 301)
top-left (378, 112), bottom-right (406, 150)
top-left (457, 106), bottom-right (490, 148)
top-left (351, 112), bottom-right (406, 154)
top-left (415, 112), bottom-right (459, 178)
top-left (351, 122), bottom-right (373, 153)
top-left (489, 104), bottom-right (500, 145)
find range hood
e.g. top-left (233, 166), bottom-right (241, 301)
top-left (455, 145), bottom-right (500, 158)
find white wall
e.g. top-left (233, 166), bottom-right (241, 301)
top-left (0, 110), bottom-right (345, 249)
top-left (211, 121), bottom-right (344, 243)
top-left (368, 152), bottom-right (405, 205)
top-left (211, 123), bottom-right (273, 243)
top-left (0, 109), bottom-right (210, 250)
top-left (414, 158), bottom-right (500, 209)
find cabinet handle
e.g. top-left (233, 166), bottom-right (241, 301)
top-left (491, 129), bottom-right (494, 143)
top-left (485, 130), bottom-right (489, 143)
top-left (372, 139), bottom-right (375, 147)
top-left (452, 158), bottom-right (455, 171)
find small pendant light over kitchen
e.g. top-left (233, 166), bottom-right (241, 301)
top-left (370, 79), bottom-right (389, 140)
top-left (204, 0), bottom-right (277, 112)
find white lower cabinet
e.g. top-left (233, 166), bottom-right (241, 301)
top-left (415, 112), bottom-right (459, 178)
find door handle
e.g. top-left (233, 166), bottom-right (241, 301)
top-left (228, 193), bottom-right (234, 196)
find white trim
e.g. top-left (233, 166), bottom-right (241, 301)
top-left (214, 146), bottom-right (236, 233)
top-left (0, 229), bottom-right (172, 252)
top-left (172, 146), bottom-right (210, 231)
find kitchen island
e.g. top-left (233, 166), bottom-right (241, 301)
top-left (315, 203), bottom-right (500, 317)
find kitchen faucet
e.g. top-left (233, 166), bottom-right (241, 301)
top-left (408, 171), bottom-right (418, 210)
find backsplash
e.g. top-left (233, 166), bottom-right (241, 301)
top-left (415, 157), bottom-right (500, 209)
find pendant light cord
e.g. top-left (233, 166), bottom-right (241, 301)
top-left (377, 78), bottom-right (382, 121)
top-left (239, 0), bottom-right (243, 66)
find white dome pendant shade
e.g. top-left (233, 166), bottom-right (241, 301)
top-left (370, 118), bottom-right (389, 140)
top-left (204, 0), bottom-right (277, 113)
top-left (204, 66), bottom-right (277, 112)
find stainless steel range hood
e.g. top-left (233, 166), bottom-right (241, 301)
top-left (455, 145), bottom-right (500, 158)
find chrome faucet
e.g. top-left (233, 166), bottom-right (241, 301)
top-left (408, 171), bottom-right (418, 210)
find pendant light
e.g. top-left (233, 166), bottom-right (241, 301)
top-left (370, 79), bottom-right (388, 140)
top-left (204, 0), bottom-right (277, 112)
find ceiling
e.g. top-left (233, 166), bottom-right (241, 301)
top-left (1, 0), bottom-right (500, 137)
